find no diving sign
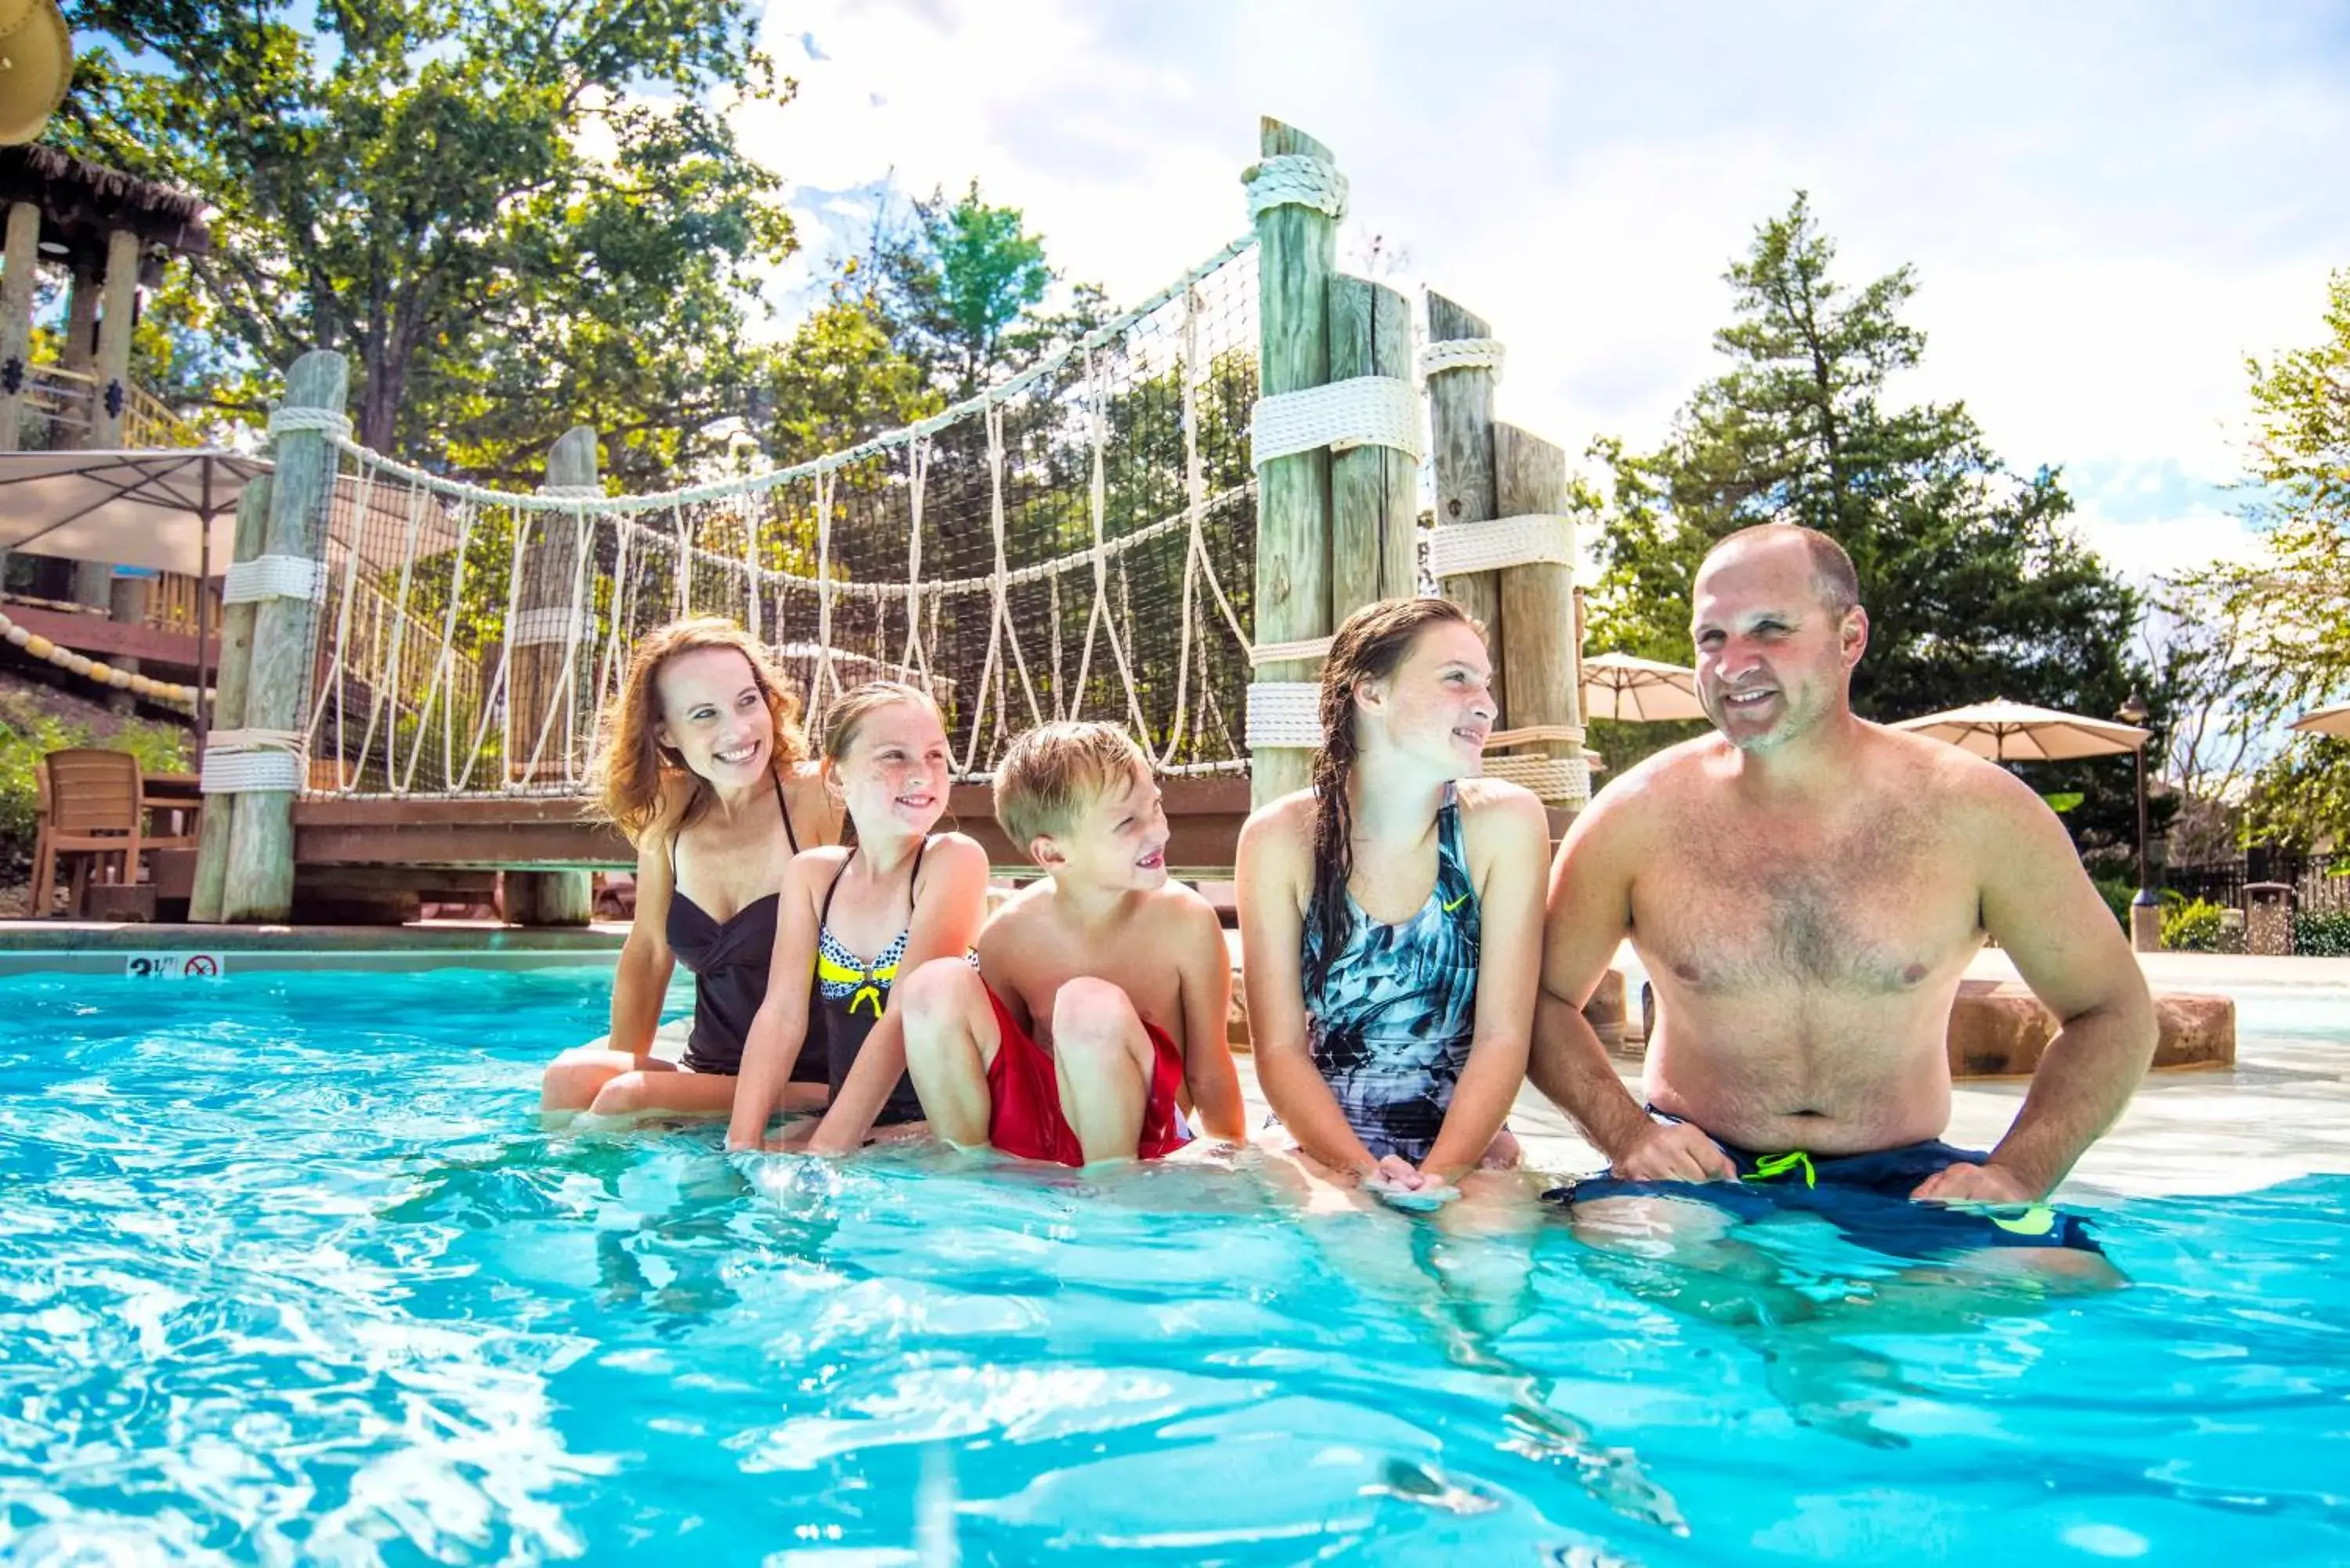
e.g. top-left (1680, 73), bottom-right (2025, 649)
top-left (125, 952), bottom-right (226, 979)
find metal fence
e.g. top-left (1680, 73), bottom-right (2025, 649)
top-left (2168, 851), bottom-right (2348, 915)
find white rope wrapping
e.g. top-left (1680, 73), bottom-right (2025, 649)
top-left (1488, 724), bottom-right (1586, 749)
top-left (542, 484), bottom-right (602, 498)
top-left (1419, 338), bottom-right (1506, 381)
top-left (266, 406), bottom-right (354, 439)
top-left (1428, 514), bottom-right (1578, 580)
top-left (1250, 377), bottom-right (1423, 468)
top-left (1246, 681), bottom-right (1323, 750)
top-left (1249, 635), bottom-right (1333, 667)
top-left (1483, 752), bottom-right (1590, 806)
top-left (509, 605), bottom-right (580, 648)
top-left (1245, 154), bottom-right (1348, 221)
top-left (222, 555), bottom-right (327, 604)
top-left (199, 728), bottom-right (308, 795)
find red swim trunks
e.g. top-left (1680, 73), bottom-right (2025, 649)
top-left (983, 984), bottom-right (1192, 1166)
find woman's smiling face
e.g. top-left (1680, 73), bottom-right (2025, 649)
top-left (654, 647), bottom-right (776, 786)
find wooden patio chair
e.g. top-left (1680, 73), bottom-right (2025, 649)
top-left (32, 749), bottom-right (144, 919)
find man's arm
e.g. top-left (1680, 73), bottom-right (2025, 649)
top-left (1419, 783), bottom-right (1546, 1180)
top-left (1173, 896), bottom-right (1247, 1142)
top-left (1914, 772), bottom-right (2156, 1202)
top-left (1527, 786), bottom-right (1736, 1181)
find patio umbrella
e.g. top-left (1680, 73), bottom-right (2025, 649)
top-left (2290, 702), bottom-right (2350, 739)
top-left (1582, 650), bottom-right (1707, 722)
top-left (1890, 698), bottom-right (2149, 762)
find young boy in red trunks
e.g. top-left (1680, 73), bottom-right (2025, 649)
top-left (897, 721), bottom-right (1247, 1165)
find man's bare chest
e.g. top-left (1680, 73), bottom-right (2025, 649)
top-left (1633, 811), bottom-right (1979, 995)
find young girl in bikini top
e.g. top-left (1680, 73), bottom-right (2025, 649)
top-left (725, 682), bottom-right (988, 1154)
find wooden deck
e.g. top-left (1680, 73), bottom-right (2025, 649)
top-left (291, 775), bottom-right (1255, 873)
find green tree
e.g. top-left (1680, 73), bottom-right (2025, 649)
top-left (1585, 194), bottom-right (2149, 853)
top-left (2171, 269), bottom-right (2350, 850)
top-left (56, 1), bottom-right (795, 488)
top-left (877, 182), bottom-right (1106, 399)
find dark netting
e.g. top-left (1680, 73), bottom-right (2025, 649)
top-left (298, 241), bottom-right (1259, 797)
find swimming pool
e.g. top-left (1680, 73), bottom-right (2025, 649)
top-left (3, 966), bottom-right (2345, 1565)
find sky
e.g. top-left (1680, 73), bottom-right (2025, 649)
top-left (733, 0), bottom-right (2350, 583)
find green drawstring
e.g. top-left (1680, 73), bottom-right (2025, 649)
top-left (1744, 1150), bottom-right (1817, 1188)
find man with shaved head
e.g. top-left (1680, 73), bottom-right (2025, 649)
top-left (1529, 523), bottom-right (2154, 1263)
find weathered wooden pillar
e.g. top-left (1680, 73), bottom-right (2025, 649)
top-left (189, 475), bottom-right (273, 923)
top-left (0, 201), bottom-right (41, 459)
top-left (1328, 276), bottom-right (1418, 608)
top-left (222, 351), bottom-right (346, 923)
top-left (1493, 424), bottom-right (1588, 822)
top-left (504, 425), bottom-right (596, 927)
top-left (87, 229), bottom-right (147, 704)
top-left (1426, 296), bottom-right (1504, 717)
top-left (1246, 117), bottom-right (1339, 809)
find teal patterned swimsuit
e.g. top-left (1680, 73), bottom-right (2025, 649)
top-left (1300, 783), bottom-right (1481, 1163)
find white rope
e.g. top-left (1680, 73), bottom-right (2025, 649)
top-left (543, 483), bottom-right (602, 498)
top-left (299, 236), bottom-right (1257, 516)
top-left (222, 555), bottom-right (327, 603)
top-left (1487, 724), bottom-right (1586, 749)
top-left (1250, 376), bottom-right (1423, 468)
top-left (1246, 681), bottom-right (1323, 750)
top-left (199, 728), bottom-right (307, 795)
top-left (1428, 513), bottom-right (1578, 580)
top-left (1245, 154), bottom-right (1348, 221)
top-left (1249, 636), bottom-right (1333, 667)
top-left (1419, 338), bottom-right (1506, 381)
top-left (1483, 752), bottom-right (1590, 807)
top-left (510, 605), bottom-right (580, 648)
top-left (812, 465), bottom-right (837, 721)
top-left (266, 406), bottom-right (354, 439)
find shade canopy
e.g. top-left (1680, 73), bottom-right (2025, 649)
top-left (0, 450), bottom-right (265, 576)
top-left (1891, 698), bottom-right (2149, 762)
top-left (1582, 650), bottom-right (1707, 723)
top-left (2288, 701), bottom-right (2350, 739)
top-left (0, 449), bottom-right (463, 579)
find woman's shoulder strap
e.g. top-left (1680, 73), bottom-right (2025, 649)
top-left (773, 768), bottom-right (801, 853)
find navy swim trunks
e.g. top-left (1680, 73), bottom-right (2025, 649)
top-left (1544, 1114), bottom-right (2101, 1259)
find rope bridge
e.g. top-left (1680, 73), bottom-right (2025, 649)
top-left (277, 240), bottom-right (1264, 799)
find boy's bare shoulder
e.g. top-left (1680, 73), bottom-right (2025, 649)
top-left (1145, 879), bottom-right (1224, 945)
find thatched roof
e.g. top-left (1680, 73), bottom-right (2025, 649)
top-left (0, 145), bottom-right (212, 279)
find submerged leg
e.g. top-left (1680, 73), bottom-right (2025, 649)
top-left (898, 959), bottom-right (1001, 1148)
top-left (583, 1067), bottom-right (738, 1122)
top-left (542, 1047), bottom-right (674, 1119)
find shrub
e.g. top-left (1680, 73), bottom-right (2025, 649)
top-left (2294, 910), bottom-right (2350, 958)
top-left (2092, 877), bottom-right (2135, 930)
top-left (2161, 897), bottom-right (2236, 953)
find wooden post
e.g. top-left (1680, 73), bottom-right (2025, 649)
top-left (1249, 117), bottom-right (1337, 809)
top-left (504, 425), bottom-right (596, 927)
top-left (1426, 294), bottom-right (1503, 717)
top-left (89, 229), bottom-right (146, 705)
top-left (188, 475), bottom-right (273, 923)
top-left (223, 351), bottom-right (346, 923)
top-left (0, 201), bottom-right (40, 457)
top-left (1495, 423), bottom-right (1585, 825)
top-left (1328, 276), bottom-right (1417, 609)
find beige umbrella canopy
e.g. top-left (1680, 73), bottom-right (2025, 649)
top-left (1582, 650), bottom-right (1708, 722)
top-left (2290, 702), bottom-right (2350, 739)
top-left (1891, 698), bottom-right (2149, 762)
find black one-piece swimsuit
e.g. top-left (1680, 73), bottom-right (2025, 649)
top-left (664, 776), bottom-right (825, 1082)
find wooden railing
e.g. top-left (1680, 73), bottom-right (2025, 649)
top-left (9, 363), bottom-right (209, 452)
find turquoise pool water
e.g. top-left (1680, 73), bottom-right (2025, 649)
top-left (2, 966), bottom-right (2346, 1565)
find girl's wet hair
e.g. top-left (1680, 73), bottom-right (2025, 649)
top-left (1304, 597), bottom-right (1482, 995)
top-left (588, 616), bottom-right (808, 844)
top-left (817, 681), bottom-right (945, 768)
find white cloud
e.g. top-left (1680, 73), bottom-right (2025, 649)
top-left (742, 0), bottom-right (2350, 581)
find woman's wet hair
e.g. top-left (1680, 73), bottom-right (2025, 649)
top-left (588, 616), bottom-right (808, 844)
top-left (1304, 597), bottom-right (1481, 995)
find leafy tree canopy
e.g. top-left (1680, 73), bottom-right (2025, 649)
top-left (57, 0), bottom-right (795, 488)
top-left (2168, 269), bottom-right (2350, 851)
top-left (1584, 194), bottom-right (2151, 853)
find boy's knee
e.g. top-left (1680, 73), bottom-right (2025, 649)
top-left (902, 957), bottom-right (982, 1025)
top-left (587, 1072), bottom-right (649, 1117)
top-left (1052, 977), bottom-right (1139, 1059)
